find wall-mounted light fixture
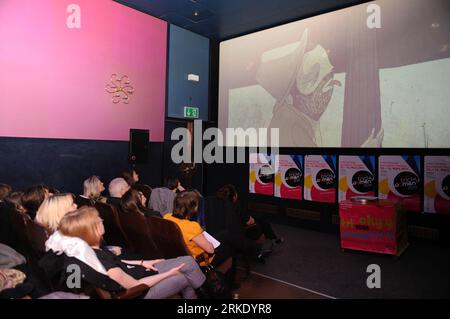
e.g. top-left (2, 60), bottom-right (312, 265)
top-left (187, 73), bottom-right (200, 82)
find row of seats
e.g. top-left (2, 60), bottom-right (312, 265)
top-left (1, 197), bottom-right (232, 298)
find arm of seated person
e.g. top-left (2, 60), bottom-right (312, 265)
top-left (106, 246), bottom-right (122, 256)
top-left (137, 263), bottom-right (184, 288)
top-left (192, 232), bottom-right (214, 254)
top-left (107, 264), bottom-right (184, 289)
top-left (106, 267), bottom-right (141, 289)
top-left (121, 259), bottom-right (164, 271)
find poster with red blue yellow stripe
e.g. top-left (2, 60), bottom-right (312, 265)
top-left (378, 155), bottom-right (421, 212)
top-left (424, 156), bottom-right (450, 214)
top-left (274, 155), bottom-right (303, 200)
top-left (249, 153), bottom-right (274, 195)
top-left (304, 155), bottom-right (336, 203)
top-left (338, 156), bottom-right (376, 202)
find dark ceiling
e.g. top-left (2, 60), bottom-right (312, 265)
top-left (114, 0), bottom-right (371, 41)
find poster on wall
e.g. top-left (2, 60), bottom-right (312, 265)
top-left (274, 155), bottom-right (303, 200)
top-left (249, 153), bottom-right (274, 195)
top-left (424, 156), bottom-right (450, 214)
top-left (304, 155), bottom-right (336, 203)
top-left (379, 155), bottom-right (422, 212)
top-left (338, 156), bottom-right (376, 202)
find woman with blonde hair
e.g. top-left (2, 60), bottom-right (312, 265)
top-left (81, 176), bottom-right (106, 204)
top-left (55, 206), bottom-right (205, 299)
top-left (35, 193), bottom-right (78, 233)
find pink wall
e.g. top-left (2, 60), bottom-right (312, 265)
top-left (0, 0), bottom-right (167, 141)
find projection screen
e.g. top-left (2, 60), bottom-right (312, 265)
top-left (218, 0), bottom-right (450, 148)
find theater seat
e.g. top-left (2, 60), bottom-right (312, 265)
top-left (146, 216), bottom-right (192, 259)
top-left (94, 202), bottom-right (132, 250)
top-left (39, 252), bottom-right (149, 299)
top-left (116, 208), bottom-right (162, 260)
top-left (24, 220), bottom-right (50, 260)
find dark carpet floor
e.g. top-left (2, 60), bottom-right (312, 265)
top-left (246, 224), bottom-right (450, 299)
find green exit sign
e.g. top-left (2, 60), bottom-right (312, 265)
top-left (184, 106), bottom-right (199, 119)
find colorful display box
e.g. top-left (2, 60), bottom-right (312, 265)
top-left (339, 197), bottom-right (409, 256)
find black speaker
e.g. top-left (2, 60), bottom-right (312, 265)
top-left (129, 129), bottom-right (149, 164)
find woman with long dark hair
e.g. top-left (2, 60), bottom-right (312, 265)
top-left (120, 189), bottom-right (160, 218)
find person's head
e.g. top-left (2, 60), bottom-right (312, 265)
top-left (108, 178), bottom-right (130, 198)
top-left (123, 169), bottom-right (139, 186)
top-left (83, 176), bottom-right (105, 199)
top-left (59, 206), bottom-right (104, 248)
top-left (0, 183), bottom-right (12, 201)
top-left (5, 191), bottom-right (25, 214)
top-left (22, 185), bottom-right (49, 213)
top-left (120, 188), bottom-right (146, 214)
top-left (35, 193), bottom-right (77, 232)
top-left (292, 45), bottom-right (340, 121)
top-left (216, 184), bottom-right (238, 204)
top-left (40, 184), bottom-right (59, 197)
top-left (172, 191), bottom-right (199, 220)
top-left (165, 176), bottom-right (180, 192)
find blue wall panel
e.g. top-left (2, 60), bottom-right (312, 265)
top-left (0, 137), bottom-right (163, 194)
top-left (167, 25), bottom-right (209, 121)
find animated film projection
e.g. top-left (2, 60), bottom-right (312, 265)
top-left (218, 0), bottom-right (450, 148)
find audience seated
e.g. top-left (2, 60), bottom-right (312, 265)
top-left (164, 191), bottom-right (233, 269)
top-left (35, 193), bottom-right (78, 234)
top-left (76, 175), bottom-right (107, 207)
top-left (123, 169), bottom-right (152, 207)
top-left (46, 207), bottom-right (206, 299)
top-left (1, 175), bottom-right (280, 299)
top-left (33, 191), bottom-right (128, 257)
top-left (21, 185), bottom-right (50, 220)
top-left (216, 184), bottom-right (283, 245)
top-left (204, 194), bottom-right (269, 265)
top-left (149, 176), bottom-right (184, 216)
top-left (107, 178), bottom-right (130, 207)
top-left (120, 189), bottom-right (160, 218)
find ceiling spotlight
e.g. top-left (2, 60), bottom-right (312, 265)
top-left (193, 10), bottom-right (199, 17)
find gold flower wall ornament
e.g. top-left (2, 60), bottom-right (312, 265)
top-left (105, 74), bottom-right (134, 104)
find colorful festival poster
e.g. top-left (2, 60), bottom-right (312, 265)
top-left (249, 153), bottom-right (274, 195)
top-left (379, 155), bottom-right (421, 212)
top-left (274, 155), bottom-right (303, 200)
top-left (338, 156), bottom-right (376, 202)
top-left (304, 155), bottom-right (337, 203)
top-left (424, 156), bottom-right (450, 214)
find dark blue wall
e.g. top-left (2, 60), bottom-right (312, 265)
top-left (167, 25), bottom-right (210, 120)
top-left (0, 137), bottom-right (163, 194)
